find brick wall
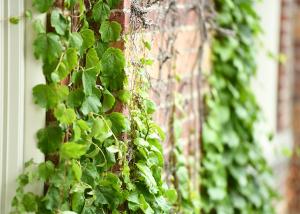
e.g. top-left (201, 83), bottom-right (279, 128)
top-left (286, 0), bottom-right (300, 213)
top-left (277, 0), bottom-right (294, 132)
top-left (119, 0), bottom-right (208, 187)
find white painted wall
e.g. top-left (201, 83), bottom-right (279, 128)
top-left (253, 0), bottom-right (292, 166)
top-left (254, 0), bottom-right (281, 135)
top-left (0, 1), bottom-right (44, 213)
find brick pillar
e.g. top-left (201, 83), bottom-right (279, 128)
top-left (286, 0), bottom-right (300, 213)
top-left (277, 0), bottom-right (294, 132)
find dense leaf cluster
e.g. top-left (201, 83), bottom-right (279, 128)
top-left (200, 0), bottom-right (276, 213)
top-left (11, 0), bottom-right (175, 213)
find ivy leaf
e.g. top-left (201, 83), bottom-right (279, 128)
top-left (65, 0), bottom-right (78, 8)
top-left (51, 10), bottom-right (68, 35)
top-left (144, 99), bottom-right (156, 114)
top-left (51, 62), bottom-right (68, 83)
top-left (94, 173), bottom-right (125, 209)
top-left (66, 48), bottom-right (78, 70)
top-left (33, 19), bottom-right (46, 34)
top-left (37, 126), bottom-right (63, 154)
top-left (86, 48), bottom-right (100, 69)
top-left (164, 189), bottom-right (178, 204)
top-left (80, 29), bottom-right (95, 51)
top-left (100, 48), bottom-right (126, 90)
top-left (116, 90), bottom-right (131, 104)
top-left (32, 84), bottom-right (69, 109)
top-left (34, 33), bottom-right (63, 63)
top-left (100, 21), bottom-right (122, 42)
top-left (71, 160), bottom-right (82, 181)
top-left (67, 89), bottom-right (84, 108)
top-left (9, 17), bottom-right (20, 24)
top-left (91, 118), bottom-right (113, 142)
top-left (22, 192), bottom-right (38, 212)
top-left (101, 47), bottom-right (125, 73)
top-left (82, 68), bottom-right (98, 96)
top-left (43, 186), bottom-right (60, 210)
top-left (38, 161), bottom-right (55, 181)
top-left (71, 192), bottom-right (85, 213)
top-left (69, 32), bottom-right (83, 50)
top-left (107, 0), bottom-right (121, 9)
top-left (102, 89), bottom-right (115, 112)
top-left (95, 42), bottom-right (109, 59)
top-left (54, 104), bottom-right (77, 125)
top-left (136, 163), bottom-right (158, 194)
top-left (208, 187), bottom-right (226, 201)
top-left (32, 0), bottom-right (54, 13)
top-left (51, 48), bottom-right (77, 83)
top-left (80, 95), bottom-right (101, 115)
top-left (139, 194), bottom-right (154, 214)
top-left (92, 1), bottom-right (110, 22)
top-left (60, 142), bottom-right (88, 159)
top-left (107, 112), bottom-right (130, 135)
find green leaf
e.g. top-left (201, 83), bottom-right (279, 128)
top-left (136, 163), bottom-right (158, 194)
top-left (65, 0), bottom-right (78, 8)
top-left (100, 21), bottom-right (122, 42)
top-left (94, 173), bottom-right (125, 209)
top-left (60, 142), bottom-right (88, 159)
top-left (100, 48), bottom-right (126, 90)
top-left (54, 104), bottom-right (77, 125)
top-left (69, 32), bottom-right (83, 50)
top-left (22, 192), bottom-right (38, 212)
top-left (144, 99), bottom-right (156, 114)
top-left (116, 90), bottom-right (131, 104)
top-left (164, 189), bottom-right (178, 204)
top-left (127, 192), bottom-right (140, 211)
top-left (37, 126), bottom-right (63, 154)
top-left (50, 48), bottom-right (77, 82)
top-left (34, 33), bottom-right (63, 63)
top-left (32, 0), bottom-right (54, 13)
top-left (208, 187), bottom-right (226, 201)
top-left (71, 160), bottom-right (82, 181)
top-left (71, 192), bottom-right (85, 213)
top-left (95, 42), bottom-right (109, 59)
top-left (67, 89), bottom-right (84, 108)
top-left (32, 84), bottom-right (69, 109)
top-left (51, 10), bottom-right (68, 35)
top-left (80, 29), bottom-right (95, 51)
top-left (107, 112), bottom-right (130, 134)
top-left (9, 17), bottom-right (20, 24)
top-left (33, 19), bottom-right (45, 34)
top-left (80, 95), bottom-right (101, 115)
top-left (66, 48), bottom-right (78, 70)
top-left (102, 90), bottom-right (115, 112)
top-left (38, 161), bottom-right (55, 181)
top-left (25, 10), bottom-right (33, 19)
top-left (139, 194), bottom-right (154, 214)
top-left (92, 1), bottom-right (110, 22)
top-left (107, 0), bottom-right (121, 9)
top-left (91, 118), bottom-right (113, 142)
top-left (86, 48), bottom-right (100, 69)
top-left (82, 68), bottom-right (98, 96)
top-left (101, 48), bottom-right (125, 73)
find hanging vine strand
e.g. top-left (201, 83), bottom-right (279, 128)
top-left (200, 0), bottom-right (277, 213)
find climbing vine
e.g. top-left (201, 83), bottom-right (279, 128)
top-left (200, 0), bottom-right (277, 213)
top-left (11, 0), bottom-right (175, 213)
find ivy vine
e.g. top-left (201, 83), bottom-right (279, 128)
top-left (200, 0), bottom-right (277, 213)
top-left (11, 0), bottom-right (176, 213)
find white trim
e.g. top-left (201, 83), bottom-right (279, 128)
top-left (0, 1), bottom-right (44, 213)
top-left (0, 0), bottom-right (25, 213)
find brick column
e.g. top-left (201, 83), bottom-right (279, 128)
top-left (286, 0), bottom-right (300, 213)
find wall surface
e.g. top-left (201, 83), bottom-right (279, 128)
top-left (0, 1), bottom-right (44, 213)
